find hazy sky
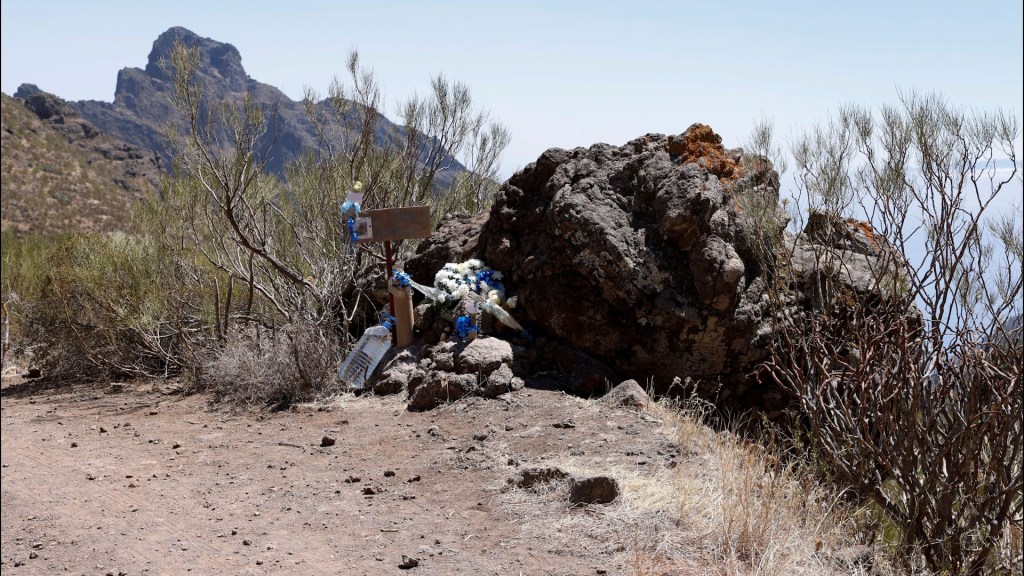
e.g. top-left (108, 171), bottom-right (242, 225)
top-left (2, 0), bottom-right (1022, 179)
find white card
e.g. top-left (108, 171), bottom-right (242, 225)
top-left (465, 301), bottom-right (479, 314)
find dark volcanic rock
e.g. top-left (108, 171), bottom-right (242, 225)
top-left (404, 212), bottom-right (488, 284)
top-left (21, 90), bottom-right (73, 120)
top-left (371, 336), bottom-right (524, 411)
top-left (412, 125), bottom-right (780, 406)
top-left (568, 476), bottom-right (619, 506)
top-left (514, 467), bottom-right (570, 489)
top-left (409, 124), bottom-right (894, 412)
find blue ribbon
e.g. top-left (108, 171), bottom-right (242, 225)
top-left (347, 217), bottom-right (358, 244)
top-left (473, 269), bottom-right (504, 295)
top-left (455, 315), bottom-right (478, 339)
top-left (393, 271), bottom-right (412, 288)
top-left (340, 201), bottom-right (362, 253)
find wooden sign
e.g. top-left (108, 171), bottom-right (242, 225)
top-left (356, 206), bottom-right (432, 243)
top-left (350, 204), bottom-right (432, 347)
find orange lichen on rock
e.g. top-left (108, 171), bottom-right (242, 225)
top-left (850, 218), bottom-right (884, 254)
top-left (667, 123), bottom-right (742, 182)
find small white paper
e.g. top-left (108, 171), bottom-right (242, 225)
top-left (354, 217), bottom-right (373, 240)
top-left (345, 191), bottom-right (364, 205)
top-left (465, 301), bottom-right (479, 314)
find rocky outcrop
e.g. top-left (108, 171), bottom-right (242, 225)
top-left (409, 125), bottom-right (780, 407)
top-left (45, 26), bottom-right (466, 182)
top-left (408, 124), bottom-right (895, 412)
top-left (405, 212), bottom-right (488, 284)
top-left (370, 336), bottom-right (524, 411)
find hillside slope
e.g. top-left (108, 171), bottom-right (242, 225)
top-left (1, 91), bottom-right (162, 234)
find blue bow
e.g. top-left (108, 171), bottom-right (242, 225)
top-left (455, 315), bottom-right (478, 339)
top-left (340, 201), bottom-right (362, 253)
top-left (393, 271), bottom-right (412, 288)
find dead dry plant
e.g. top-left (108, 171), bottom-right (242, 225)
top-left (200, 323), bottom-right (340, 407)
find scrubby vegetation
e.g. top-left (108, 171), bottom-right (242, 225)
top-left (2, 42), bottom-right (509, 406)
top-left (741, 93), bottom-right (1022, 574)
top-left (1, 44), bottom-right (1019, 574)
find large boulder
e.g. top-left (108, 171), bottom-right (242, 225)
top-left (410, 125), bottom-right (781, 407)
top-left (408, 124), bottom-right (894, 412)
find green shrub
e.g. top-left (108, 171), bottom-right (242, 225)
top-left (28, 232), bottom-right (198, 382)
top-left (1, 230), bottom-right (61, 368)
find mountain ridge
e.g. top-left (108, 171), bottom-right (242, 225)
top-left (18, 26), bottom-right (465, 181)
top-left (1, 89), bottom-right (163, 234)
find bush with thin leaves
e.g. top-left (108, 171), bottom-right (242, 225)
top-left (29, 233), bottom-right (199, 382)
top-left (751, 93), bottom-right (1022, 574)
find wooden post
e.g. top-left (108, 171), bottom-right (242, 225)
top-left (353, 205), bottom-right (432, 348)
top-left (385, 240), bottom-right (397, 346)
top-left (389, 283), bottom-right (415, 347)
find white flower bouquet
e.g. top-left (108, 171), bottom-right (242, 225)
top-left (433, 259), bottom-right (512, 307)
top-left (393, 259), bottom-right (524, 336)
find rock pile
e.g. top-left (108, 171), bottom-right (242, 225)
top-left (371, 337), bottom-right (524, 411)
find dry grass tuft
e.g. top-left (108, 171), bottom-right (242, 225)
top-left (498, 395), bottom-right (917, 575)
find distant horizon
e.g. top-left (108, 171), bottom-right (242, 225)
top-left (2, 1), bottom-right (1021, 181)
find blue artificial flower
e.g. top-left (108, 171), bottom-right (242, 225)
top-left (455, 315), bottom-right (478, 339)
top-left (473, 269), bottom-right (504, 295)
top-left (340, 200), bottom-right (361, 216)
top-left (393, 271), bottom-right (412, 288)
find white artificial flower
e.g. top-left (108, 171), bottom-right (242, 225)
top-left (487, 290), bottom-right (500, 305)
top-left (492, 271), bottom-right (503, 280)
top-left (456, 284), bottom-right (470, 299)
top-left (506, 296), bottom-right (518, 309)
top-left (479, 281), bottom-right (489, 292)
top-left (464, 258), bottom-right (483, 271)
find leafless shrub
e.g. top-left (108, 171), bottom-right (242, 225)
top-left (142, 42), bottom-right (509, 401)
top-left (200, 323), bottom-right (341, 407)
top-left (755, 93), bottom-right (1023, 574)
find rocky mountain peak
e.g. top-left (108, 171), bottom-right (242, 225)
top-left (13, 83), bottom-right (44, 99)
top-left (143, 26), bottom-right (247, 91)
top-left (27, 26), bottom-right (465, 182)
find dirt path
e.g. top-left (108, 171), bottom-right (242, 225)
top-left (2, 377), bottom-right (684, 575)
